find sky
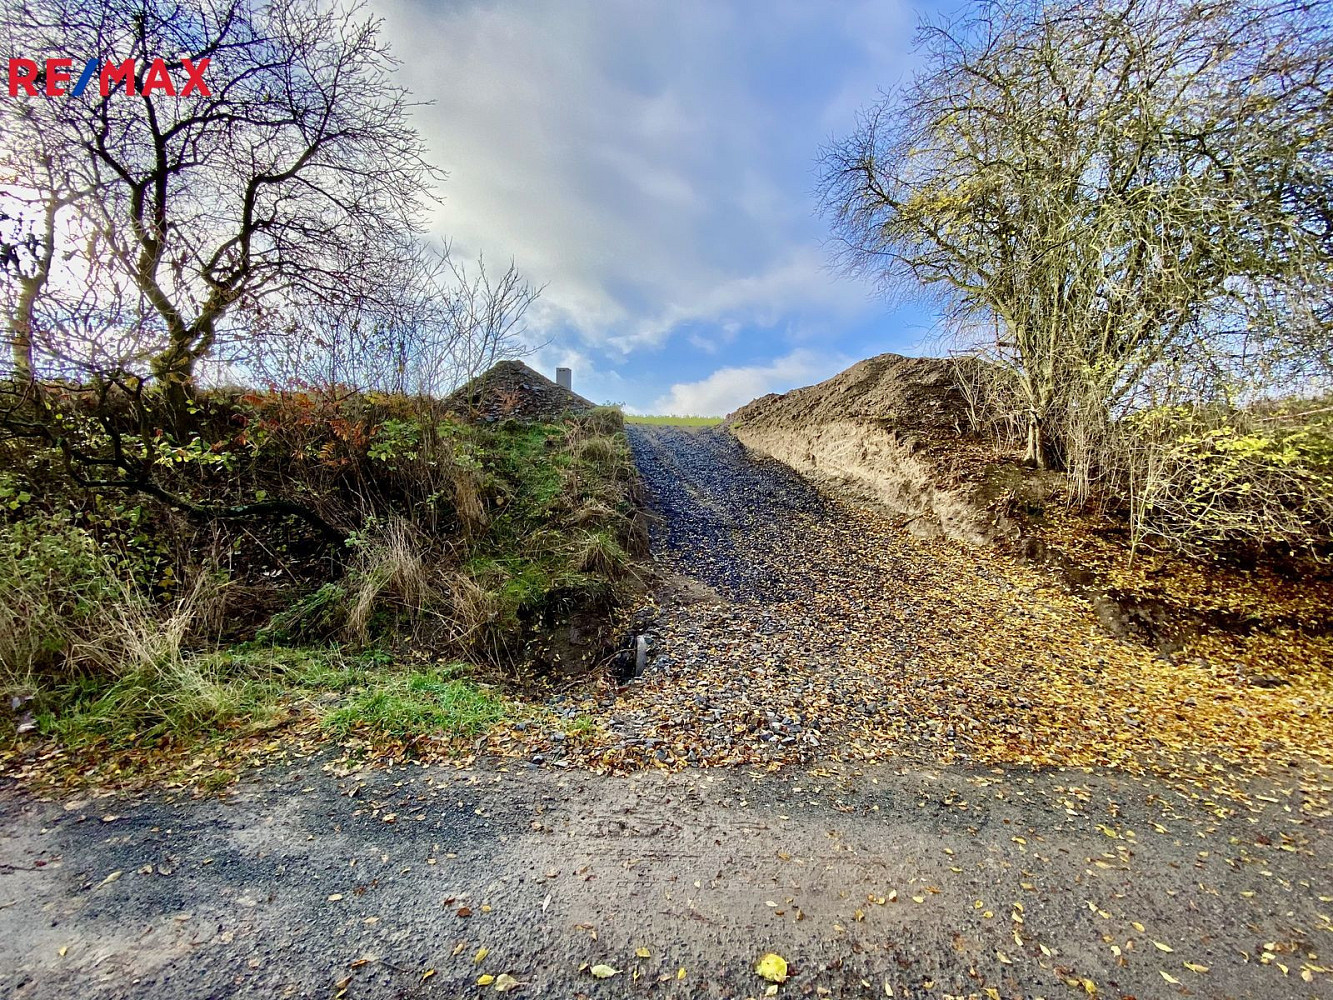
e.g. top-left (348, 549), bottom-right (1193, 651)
top-left (374, 0), bottom-right (955, 415)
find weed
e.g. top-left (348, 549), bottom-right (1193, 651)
top-left (323, 665), bottom-right (506, 740)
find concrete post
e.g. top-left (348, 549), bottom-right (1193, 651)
top-left (555, 367), bottom-right (572, 391)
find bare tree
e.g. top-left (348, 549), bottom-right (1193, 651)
top-left (4, 0), bottom-right (441, 423)
top-left (249, 241), bottom-right (542, 396)
top-left (820, 0), bottom-right (1333, 477)
top-left (432, 253), bottom-right (544, 395)
top-left (0, 101), bottom-right (98, 380)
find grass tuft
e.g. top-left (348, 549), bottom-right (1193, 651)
top-left (323, 665), bottom-right (507, 740)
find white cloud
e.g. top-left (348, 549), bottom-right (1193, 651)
top-left (372, 0), bottom-right (909, 359)
top-left (648, 348), bottom-right (849, 417)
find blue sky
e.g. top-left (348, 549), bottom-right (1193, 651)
top-left (375, 0), bottom-right (955, 414)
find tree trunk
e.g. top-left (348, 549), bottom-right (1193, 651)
top-left (1024, 413), bottom-right (1062, 470)
top-left (150, 348), bottom-right (198, 439)
top-left (8, 279), bottom-right (37, 381)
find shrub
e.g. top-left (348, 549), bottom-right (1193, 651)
top-left (0, 515), bottom-right (125, 680)
top-left (1123, 404), bottom-right (1333, 557)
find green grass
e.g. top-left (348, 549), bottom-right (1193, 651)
top-left (40, 645), bottom-right (350, 747)
top-left (323, 664), bottom-right (508, 740)
top-left (1, 405), bottom-right (638, 760)
top-left (623, 414), bottom-right (722, 425)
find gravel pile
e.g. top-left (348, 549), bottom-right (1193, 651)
top-left (445, 360), bottom-right (594, 421)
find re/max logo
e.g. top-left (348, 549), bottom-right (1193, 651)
top-left (7, 57), bottom-right (211, 97)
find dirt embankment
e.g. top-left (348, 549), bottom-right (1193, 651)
top-left (728, 354), bottom-right (1014, 546)
top-left (727, 354), bottom-right (1333, 667)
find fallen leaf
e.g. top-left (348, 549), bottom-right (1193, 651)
top-left (756, 953), bottom-right (789, 983)
top-left (590, 964), bottom-right (620, 979)
top-left (421, 968), bottom-right (435, 982)
top-left (1153, 941), bottom-right (1174, 953)
top-left (1184, 961), bottom-right (1209, 973)
top-left (494, 973), bottom-right (520, 992)
top-left (635, 947), bottom-right (651, 958)
top-left (476, 974), bottom-right (494, 986)
top-left (474, 946), bottom-right (489, 964)
top-left (327, 894), bottom-right (344, 902)
top-left (1161, 970), bottom-right (1180, 984)
top-left (96, 871), bottom-right (122, 889)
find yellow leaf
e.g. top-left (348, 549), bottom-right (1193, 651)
top-left (590, 964), bottom-right (620, 979)
top-left (1080, 978), bottom-right (1096, 996)
top-left (755, 953), bottom-right (789, 983)
top-left (474, 947), bottom-right (489, 964)
top-left (476, 975), bottom-right (495, 986)
top-left (1184, 962), bottom-right (1209, 973)
top-left (677, 967), bottom-right (686, 979)
top-left (1153, 941), bottom-right (1174, 953)
top-left (1132, 921), bottom-right (1146, 933)
top-left (494, 973), bottom-right (520, 992)
top-left (635, 947), bottom-right (650, 959)
top-left (995, 950), bottom-right (1012, 965)
top-left (1160, 971), bottom-right (1180, 984)
top-left (421, 969), bottom-right (435, 982)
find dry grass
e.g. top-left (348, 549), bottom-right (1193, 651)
top-left (346, 518), bottom-right (445, 642)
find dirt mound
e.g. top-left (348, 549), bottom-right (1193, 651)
top-left (446, 361), bottom-right (594, 421)
top-left (728, 354), bottom-right (1010, 546)
top-left (729, 353), bottom-right (974, 433)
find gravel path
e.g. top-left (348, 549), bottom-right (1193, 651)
top-left (2, 424), bottom-right (1331, 999)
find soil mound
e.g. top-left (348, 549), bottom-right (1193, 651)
top-left (728, 353), bottom-right (1009, 545)
top-left (729, 353), bottom-right (973, 433)
top-left (446, 361), bottom-right (594, 421)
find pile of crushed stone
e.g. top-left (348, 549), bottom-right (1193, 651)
top-left (446, 361), bottom-right (594, 421)
top-left (729, 353), bottom-right (976, 435)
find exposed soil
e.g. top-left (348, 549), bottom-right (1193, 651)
top-left (3, 423), bottom-right (1333, 999)
top-left (479, 427), bottom-right (1333, 777)
top-left (727, 353), bottom-right (1333, 676)
top-left (728, 354), bottom-right (1010, 547)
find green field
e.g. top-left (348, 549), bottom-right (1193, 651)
top-left (623, 414), bottom-right (723, 426)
